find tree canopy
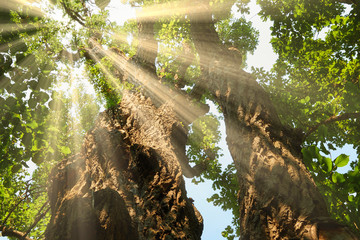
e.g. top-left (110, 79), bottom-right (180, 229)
top-left (0, 0), bottom-right (359, 239)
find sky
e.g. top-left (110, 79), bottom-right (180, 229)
top-left (1, 0), bottom-right (357, 240)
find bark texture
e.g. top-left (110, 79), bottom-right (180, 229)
top-left (44, 0), bottom-right (359, 239)
top-left (45, 91), bottom-right (203, 240)
top-left (188, 0), bottom-right (359, 239)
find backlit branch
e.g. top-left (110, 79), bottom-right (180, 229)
top-left (60, 1), bottom-right (85, 26)
top-left (1, 185), bottom-right (32, 226)
top-left (306, 112), bottom-right (360, 137)
top-left (0, 225), bottom-right (34, 240)
top-left (337, 0), bottom-right (358, 5)
top-left (23, 201), bottom-right (50, 239)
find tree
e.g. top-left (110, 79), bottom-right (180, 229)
top-left (1, 0), bottom-right (359, 239)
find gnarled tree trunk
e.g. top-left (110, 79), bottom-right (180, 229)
top-left (188, 0), bottom-right (358, 239)
top-left (45, 0), bottom-right (359, 239)
top-left (45, 91), bottom-right (203, 240)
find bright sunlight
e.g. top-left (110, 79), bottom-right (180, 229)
top-left (1, 0), bottom-right (359, 239)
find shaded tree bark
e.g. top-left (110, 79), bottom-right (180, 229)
top-left (45, 1), bottom-right (360, 239)
top-left (45, 12), bottom-right (205, 240)
top-left (188, 0), bottom-right (358, 239)
top-left (45, 91), bottom-right (203, 240)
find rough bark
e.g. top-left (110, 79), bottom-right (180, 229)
top-left (188, 0), bottom-right (359, 239)
top-left (45, 91), bottom-right (203, 240)
top-left (44, 0), bottom-right (359, 239)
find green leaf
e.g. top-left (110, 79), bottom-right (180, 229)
top-left (299, 96), bottom-right (310, 104)
top-left (348, 195), bottom-right (354, 202)
top-left (27, 120), bottom-right (38, 129)
top-left (327, 143), bottom-right (336, 150)
top-left (334, 154), bottom-right (349, 168)
top-left (32, 151), bottom-right (43, 165)
top-left (318, 125), bottom-right (328, 141)
top-left (348, 166), bottom-right (359, 177)
top-left (21, 161), bottom-right (29, 168)
top-left (11, 164), bottom-right (22, 173)
top-left (331, 172), bottom-right (345, 183)
top-left (28, 80), bottom-right (38, 90)
top-left (308, 145), bottom-right (320, 158)
top-left (302, 148), bottom-right (312, 166)
top-left (320, 142), bottom-right (330, 155)
top-left (60, 146), bottom-right (71, 155)
top-left (320, 156), bottom-right (332, 173)
top-left (31, 140), bottom-right (39, 151)
top-left (28, 97), bottom-right (37, 108)
top-left (3, 179), bottom-right (11, 188)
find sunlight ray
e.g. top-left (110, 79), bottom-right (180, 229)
top-left (86, 46), bottom-right (125, 94)
top-left (2, 0), bottom-right (44, 18)
top-left (44, 69), bottom-right (75, 164)
top-left (133, 1), bottom-right (226, 21)
top-left (0, 23), bottom-right (45, 34)
top-left (44, 95), bottom-right (64, 164)
top-left (112, 32), bottom-right (130, 45)
top-left (68, 69), bottom-right (84, 152)
top-left (88, 39), bottom-right (207, 125)
top-left (111, 31), bottom-right (159, 61)
top-left (111, 26), bottom-right (194, 69)
top-left (0, 38), bottom-right (26, 52)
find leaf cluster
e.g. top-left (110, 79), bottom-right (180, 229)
top-left (1, 2), bottom-right (102, 237)
top-left (302, 145), bottom-right (359, 232)
top-left (256, 0), bottom-right (360, 235)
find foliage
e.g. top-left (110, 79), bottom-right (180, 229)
top-left (216, 16), bottom-right (259, 57)
top-left (1, 0), bottom-right (360, 239)
top-left (301, 145), bottom-right (360, 232)
top-left (0, 4), bottom-right (53, 174)
top-left (0, 163), bottom-right (52, 239)
top-left (0, 2), bottom-right (102, 238)
top-left (255, 0), bottom-right (360, 234)
top-left (187, 114), bottom-right (240, 238)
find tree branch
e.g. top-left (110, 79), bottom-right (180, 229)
top-left (337, 0), bottom-right (358, 5)
top-left (1, 188), bottom-right (31, 226)
top-left (306, 112), bottom-right (360, 137)
top-left (23, 201), bottom-right (50, 238)
top-left (61, 1), bottom-right (85, 26)
top-left (0, 225), bottom-right (34, 240)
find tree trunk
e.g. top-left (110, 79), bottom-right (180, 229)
top-left (44, 0), bottom-right (359, 238)
top-left (188, 0), bottom-right (358, 239)
top-left (45, 90), bottom-right (203, 240)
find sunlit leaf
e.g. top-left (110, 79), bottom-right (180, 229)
top-left (60, 146), bottom-right (71, 155)
top-left (27, 120), bottom-right (38, 129)
top-left (331, 172), bottom-right (345, 183)
top-left (334, 154), bottom-right (349, 168)
top-left (319, 156), bottom-right (332, 173)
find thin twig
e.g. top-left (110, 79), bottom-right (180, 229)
top-left (306, 112), bottom-right (360, 138)
top-left (337, 0), bottom-right (357, 5)
top-left (61, 1), bottom-right (85, 26)
top-left (23, 201), bottom-right (50, 238)
top-left (2, 191), bottom-right (30, 226)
